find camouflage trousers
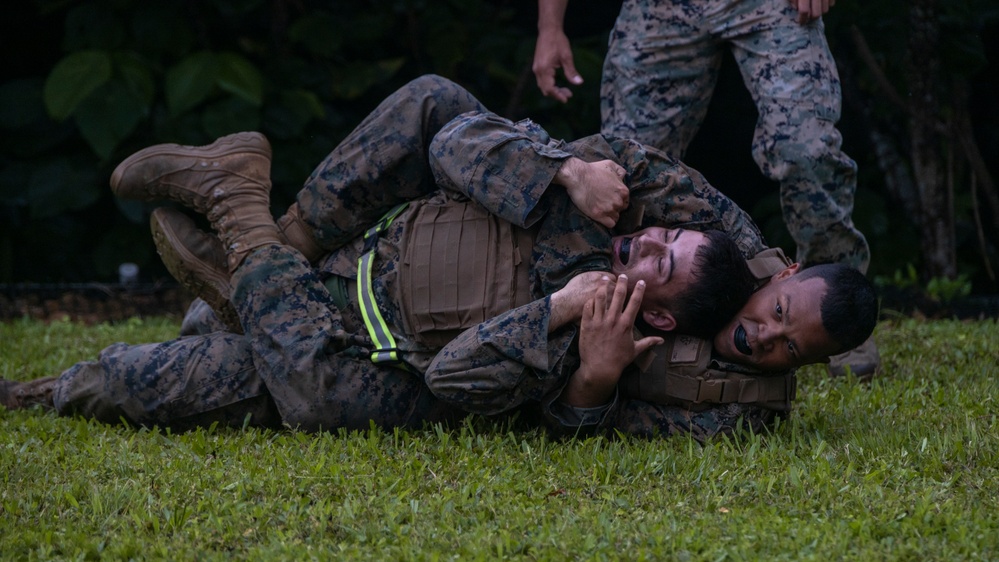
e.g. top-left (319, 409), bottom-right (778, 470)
top-left (295, 74), bottom-right (488, 254)
top-left (602, 0), bottom-right (870, 272)
top-left (53, 246), bottom-right (459, 432)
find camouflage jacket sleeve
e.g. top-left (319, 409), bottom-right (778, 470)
top-left (608, 138), bottom-right (767, 257)
top-left (425, 296), bottom-right (580, 416)
top-left (603, 396), bottom-right (778, 442)
top-left (428, 111), bottom-right (574, 228)
top-left (429, 112), bottom-right (766, 257)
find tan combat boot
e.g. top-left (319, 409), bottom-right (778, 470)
top-left (276, 202), bottom-right (324, 263)
top-left (0, 377), bottom-right (57, 410)
top-left (827, 336), bottom-right (881, 382)
top-left (111, 132), bottom-right (282, 272)
top-left (150, 207), bottom-right (242, 333)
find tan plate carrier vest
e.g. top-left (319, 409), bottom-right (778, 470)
top-left (356, 198), bottom-right (535, 370)
top-left (619, 247), bottom-right (798, 412)
top-left (358, 200), bottom-right (795, 411)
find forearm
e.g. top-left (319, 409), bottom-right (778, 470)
top-left (538, 0), bottom-right (569, 33)
top-left (424, 297), bottom-right (578, 415)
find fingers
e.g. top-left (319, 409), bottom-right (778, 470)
top-left (622, 278), bottom-right (645, 325)
top-left (561, 60), bottom-right (583, 86)
top-left (533, 63), bottom-right (573, 102)
top-left (535, 70), bottom-right (556, 97)
top-left (582, 294), bottom-right (596, 323)
top-left (590, 275), bottom-right (610, 323)
top-left (634, 335), bottom-right (665, 356)
top-left (608, 273), bottom-right (631, 314)
top-left (790, 0), bottom-right (830, 23)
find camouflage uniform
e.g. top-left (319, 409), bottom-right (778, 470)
top-left (51, 75), bottom-right (780, 440)
top-left (601, 0), bottom-right (869, 272)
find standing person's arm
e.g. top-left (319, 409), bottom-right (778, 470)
top-left (533, 0), bottom-right (582, 103)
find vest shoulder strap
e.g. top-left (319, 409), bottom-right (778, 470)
top-left (745, 247), bottom-right (792, 281)
top-left (356, 203), bottom-right (417, 373)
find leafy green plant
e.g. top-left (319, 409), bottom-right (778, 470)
top-left (876, 264), bottom-right (974, 305)
top-left (926, 273), bottom-right (972, 303)
top-left (875, 264), bottom-right (921, 292)
top-left (5, 0), bottom-right (601, 283)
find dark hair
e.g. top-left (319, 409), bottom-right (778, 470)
top-left (795, 263), bottom-right (879, 353)
top-left (669, 230), bottom-right (755, 339)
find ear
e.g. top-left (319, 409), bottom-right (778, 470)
top-left (770, 262), bottom-right (802, 283)
top-left (643, 308), bottom-right (677, 332)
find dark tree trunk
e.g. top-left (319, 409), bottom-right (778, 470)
top-left (906, 0), bottom-right (956, 279)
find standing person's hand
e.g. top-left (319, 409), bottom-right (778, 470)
top-left (788, 0), bottom-right (834, 24)
top-left (533, 0), bottom-right (582, 103)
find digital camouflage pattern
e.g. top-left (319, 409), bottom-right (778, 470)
top-left (51, 75), bottom-right (780, 441)
top-left (601, 0), bottom-right (870, 273)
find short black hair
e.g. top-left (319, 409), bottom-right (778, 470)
top-left (670, 230), bottom-right (755, 339)
top-left (795, 263), bottom-right (879, 353)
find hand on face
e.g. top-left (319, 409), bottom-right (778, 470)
top-left (713, 265), bottom-right (841, 371)
top-left (565, 274), bottom-right (664, 408)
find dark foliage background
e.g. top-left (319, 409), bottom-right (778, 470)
top-left (2, 0), bottom-right (997, 299)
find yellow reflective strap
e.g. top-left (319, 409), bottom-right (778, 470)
top-left (357, 251), bottom-right (401, 364)
top-left (356, 203), bottom-right (413, 371)
top-left (363, 203), bottom-right (409, 249)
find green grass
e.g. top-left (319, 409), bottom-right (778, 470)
top-left (1, 316), bottom-right (997, 561)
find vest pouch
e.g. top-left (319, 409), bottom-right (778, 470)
top-left (621, 334), bottom-right (795, 412)
top-left (398, 199), bottom-right (533, 348)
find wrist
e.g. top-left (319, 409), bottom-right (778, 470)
top-left (553, 157), bottom-right (582, 189)
top-left (561, 365), bottom-right (616, 408)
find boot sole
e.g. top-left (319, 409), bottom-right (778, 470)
top-left (150, 208), bottom-right (243, 333)
top-left (110, 132), bottom-right (272, 201)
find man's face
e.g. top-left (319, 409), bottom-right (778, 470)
top-left (713, 265), bottom-right (841, 371)
top-left (611, 226), bottom-right (706, 331)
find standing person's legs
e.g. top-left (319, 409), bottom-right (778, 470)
top-left (290, 74), bottom-right (488, 256)
top-left (728, 6), bottom-right (869, 272)
top-left (600, 0), bottom-right (723, 155)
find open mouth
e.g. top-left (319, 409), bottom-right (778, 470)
top-left (619, 238), bottom-right (632, 265)
top-left (734, 325), bottom-right (752, 355)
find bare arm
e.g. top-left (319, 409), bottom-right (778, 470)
top-left (533, 0), bottom-right (582, 103)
